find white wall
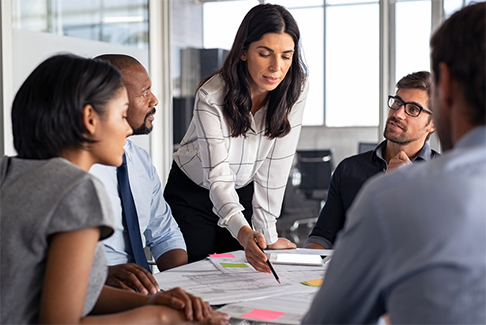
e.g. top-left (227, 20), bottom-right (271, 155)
top-left (3, 28), bottom-right (150, 156)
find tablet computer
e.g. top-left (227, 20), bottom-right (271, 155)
top-left (267, 253), bottom-right (331, 266)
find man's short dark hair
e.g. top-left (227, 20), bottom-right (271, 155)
top-left (94, 54), bottom-right (142, 73)
top-left (430, 2), bottom-right (485, 125)
top-left (396, 71), bottom-right (431, 98)
top-left (12, 53), bottom-right (124, 159)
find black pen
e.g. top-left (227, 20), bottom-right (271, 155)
top-left (256, 241), bottom-right (281, 284)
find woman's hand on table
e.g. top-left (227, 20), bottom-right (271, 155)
top-left (148, 287), bottom-right (229, 323)
top-left (149, 287), bottom-right (210, 321)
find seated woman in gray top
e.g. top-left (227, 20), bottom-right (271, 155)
top-left (0, 54), bottom-right (228, 325)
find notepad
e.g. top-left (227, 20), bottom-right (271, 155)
top-left (267, 253), bottom-right (325, 266)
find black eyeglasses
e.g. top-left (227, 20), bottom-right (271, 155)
top-left (388, 95), bottom-right (433, 117)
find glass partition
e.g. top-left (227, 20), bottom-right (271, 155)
top-left (12, 0), bottom-right (149, 49)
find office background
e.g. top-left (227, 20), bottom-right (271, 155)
top-left (0, 0), bottom-right (475, 243)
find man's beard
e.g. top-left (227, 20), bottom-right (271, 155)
top-left (383, 117), bottom-right (411, 145)
top-left (132, 108), bottom-right (155, 135)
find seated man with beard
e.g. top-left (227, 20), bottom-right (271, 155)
top-left (304, 71), bottom-right (439, 249)
top-left (90, 55), bottom-right (187, 295)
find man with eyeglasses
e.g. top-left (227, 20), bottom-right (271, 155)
top-left (304, 71), bottom-right (439, 250)
top-left (303, 2), bottom-right (485, 323)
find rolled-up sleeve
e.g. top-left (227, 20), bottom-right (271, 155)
top-left (145, 168), bottom-right (187, 260)
top-left (127, 143), bottom-right (186, 261)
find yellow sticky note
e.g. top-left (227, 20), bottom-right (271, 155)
top-left (301, 279), bottom-right (323, 287)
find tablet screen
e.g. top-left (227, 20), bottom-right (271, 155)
top-left (268, 253), bottom-right (324, 266)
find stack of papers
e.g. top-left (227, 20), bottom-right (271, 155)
top-left (154, 249), bottom-right (333, 324)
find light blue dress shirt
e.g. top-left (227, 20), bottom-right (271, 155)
top-left (303, 126), bottom-right (486, 324)
top-left (90, 139), bottom-right (186, 266)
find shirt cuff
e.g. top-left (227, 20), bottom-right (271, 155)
top-left (220, 212), bottom-right (251, 239)
top-left (254, 224), bottom-right (278, 246)
top-left (220, 213), bottom-right (279, 246)
top-left (303, 235), bottom-right (334, 249)
top-left (150, 239), bottom-right (187, 262)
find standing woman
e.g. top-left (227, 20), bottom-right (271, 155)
top-left (164, 3), bottom-right (309, 272)
top-left (0, 54), bottom-right (228, 324)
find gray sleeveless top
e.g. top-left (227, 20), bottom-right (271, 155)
top-left (0, 156), bottom-right (114, 324)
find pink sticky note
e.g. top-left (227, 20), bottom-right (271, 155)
top-left (209, 253), bottom-right (235, 258)
top-left (241, 309), bottom-right (285, 321)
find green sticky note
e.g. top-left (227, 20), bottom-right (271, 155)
top-left (220, 262), bottom-right (249, 268)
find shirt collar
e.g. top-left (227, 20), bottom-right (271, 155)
top-left (413, 141), bottom-right (434, 161)
top-left (372, 141), bottom-right (387, 163)
top-left (372, 140), bottom-right (435, 163)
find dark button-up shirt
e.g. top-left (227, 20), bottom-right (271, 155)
top-left (304, 140), bottom-right (440, 248)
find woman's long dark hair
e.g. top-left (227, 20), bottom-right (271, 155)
top-left (198, 4), bottom-right (307, 139)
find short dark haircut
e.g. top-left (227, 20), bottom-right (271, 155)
top-left (94, 54), bottom-right (141, 73)
top-left (430, 2), bottom-right (485, 125)
top-left (12, 53), bottom-right (124, 159)
top-left (396, 71), bottom-right (431, 99)
top-left (201, 3), bottom-right (307, 139)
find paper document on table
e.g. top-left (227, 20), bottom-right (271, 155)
top-left (217, 292), bottom-right (317, 325)
top-left (154, 267), bottom-right (324, 305)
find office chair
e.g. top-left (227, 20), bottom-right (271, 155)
top-left (358, 142), bottom-right (378, 154)
top-left (294, 149), bottom-right (333, 201)
top-left (289, 149), bottom-right (334, 244)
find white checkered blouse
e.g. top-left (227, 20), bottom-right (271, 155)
top-left (173, 74), bottom-right (309, 245)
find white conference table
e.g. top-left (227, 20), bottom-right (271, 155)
top-left (154, 248), bottom-right (333, 325)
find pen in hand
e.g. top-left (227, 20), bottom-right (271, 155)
top-left (255, 241), bottom-right (281, 284)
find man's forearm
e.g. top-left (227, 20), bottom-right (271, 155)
top-left (156, 249), bottom-right (188, 271)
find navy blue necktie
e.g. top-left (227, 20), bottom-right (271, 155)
top-left (117, 154), bottom-right (151, 272)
